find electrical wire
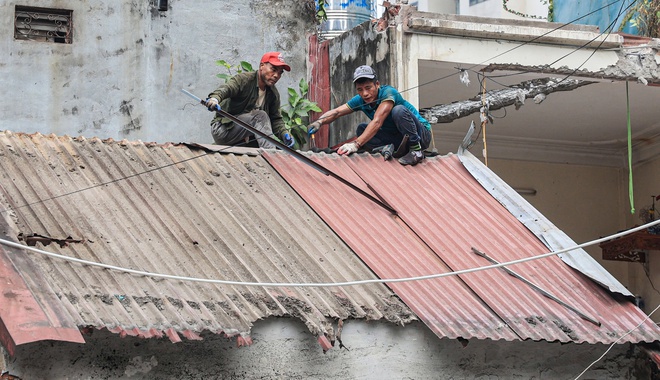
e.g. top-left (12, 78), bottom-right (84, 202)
top-left (1, 218), bottom-right (658, 288)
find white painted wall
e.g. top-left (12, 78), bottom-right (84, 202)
top-left (2, 318), bottom-right (642, 378)
top-left (459, 0), bottom-right (548, 20)
top-left (0, 1), bottom-right (315, 144)
top-left (415, 0), bottom-right (458, 14)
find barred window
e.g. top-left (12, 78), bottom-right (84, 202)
top-left (14, 6), bottom-right (73, 44)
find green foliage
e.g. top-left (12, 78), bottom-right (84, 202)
top-left (619, 0), bottom-right (659, 37)
top-left (215, 59), bottom-right (254, 82)
top-left (215, 59), bottom-right (321, 149)
top-left (630, 0), bottom-right (660, 38)
top-left (280, 78), bottom-right (322, 149)
top-left (316, 0), bottom-right (328, 24)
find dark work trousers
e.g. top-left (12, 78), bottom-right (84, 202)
top-left (356, 105), bottom-right (431, 150)
top-left (211, 110), bottom-right (277, 149)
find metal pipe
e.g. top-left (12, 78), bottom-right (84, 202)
top-left (471, 247), bottom-right (600, 326)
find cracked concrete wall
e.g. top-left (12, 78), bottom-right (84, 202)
top-left (0, 0), bottom-right (316, 144)
top-left (2, 318), bottom-right (649, 379)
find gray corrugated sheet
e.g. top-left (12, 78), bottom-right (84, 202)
top-left (0, 131), bottom-right (414, 351)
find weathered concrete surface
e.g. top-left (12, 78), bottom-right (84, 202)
top-left (405, 11), bottom-right (623, 49)
top-left (421, 77), bottom-right (594, 124)
top-left (1, 318), bottom-right (650, 379)
top-left (483, 47), bottom-right (660, 85)
top-left (0, 0), bottom-right (316, 144)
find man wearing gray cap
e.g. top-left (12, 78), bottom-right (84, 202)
top-left (307, 65), bottom-right (431, 166)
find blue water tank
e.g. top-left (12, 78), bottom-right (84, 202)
top-left (319, 0), bottom-right (376, 40)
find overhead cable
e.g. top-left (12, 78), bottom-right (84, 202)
top-left (0, 218), bottom-right (658, 288)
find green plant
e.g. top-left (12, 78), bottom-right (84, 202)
top-left (215, 60), bottom-right (254, 82)
top-left (631, 0), bottom-right (660, 38)
top-left (280, 78), bottom-right (322, 149)
top-left (316, 0), bottom-right (328, 23)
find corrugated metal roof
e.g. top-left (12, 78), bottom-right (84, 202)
top-left (263, 149), bottom-right (660, 344)
top-left (0, 132), bottom-right (414, 355)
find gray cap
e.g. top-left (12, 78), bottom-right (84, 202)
top-left (353, 65), bottom-right (376, 82)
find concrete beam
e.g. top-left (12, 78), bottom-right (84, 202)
top-left (404, 10), bottom-right (623, 49)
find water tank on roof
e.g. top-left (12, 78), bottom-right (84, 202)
top-left (319, 0), bottom-right (375, 41)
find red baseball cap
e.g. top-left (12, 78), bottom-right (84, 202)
top-left (260, 52), bottom-right (291, 72)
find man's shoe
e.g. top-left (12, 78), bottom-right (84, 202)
top-left (398, 150), bottom-right (424, 166)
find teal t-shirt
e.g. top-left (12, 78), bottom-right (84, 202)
top-left (346, 85), bottom-right (431, 131)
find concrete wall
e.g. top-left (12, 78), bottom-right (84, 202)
top-left (2, 318), bottom-right (647, 379)
top-left (0, 0), bottom-right (316, 144)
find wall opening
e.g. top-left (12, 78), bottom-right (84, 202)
top-left (158, 0), bottom-right (168, 11)
top-left (14, 5), bottom-right (73, 44)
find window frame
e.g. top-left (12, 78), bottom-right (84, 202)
top-left (14, 5), bottom-right (73, 44)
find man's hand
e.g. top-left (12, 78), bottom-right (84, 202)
top-left (205, 97), bottom-right (220, 111)
top-left (337, 141), bottom-right (359, 155)
top-left (307, 121), bottom-right (322, 136)
top-left (283, 133), bottom-right (296, 148)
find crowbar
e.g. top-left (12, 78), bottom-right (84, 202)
top-left (471, 247), bottom-right (600, 326)
top-left (181, 89), bottom-right (397, 215)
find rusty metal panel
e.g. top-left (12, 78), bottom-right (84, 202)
top-left (0, 132), bottom-right (413, 350)
top-left (263, 150), bottom-right (660, 344)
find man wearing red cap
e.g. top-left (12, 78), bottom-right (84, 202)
top-left (204, 52), bottom-right (295, 149)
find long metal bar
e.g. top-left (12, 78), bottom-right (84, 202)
top-left (471, 247), bottom-right (600, 326)
top-left (181, 89), bottom-right (397, 215)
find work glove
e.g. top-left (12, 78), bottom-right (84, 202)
top-left (337, 141), bottom-right (359, 155)
top-left (205, 97), bottom-right (220, 112)
top-left (283, 133), bottom-right (295, 148)
top-left (307, 121), bottom-right (322, 136)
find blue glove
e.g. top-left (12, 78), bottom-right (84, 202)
top-left (283, 133), bottom-right (295, 148)
top-left (307, 121), bottom-right (322, 136)
top-left (205, 98), bottom-right (220, 112)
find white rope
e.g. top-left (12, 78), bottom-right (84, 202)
top-left (1, 219), bottom-right (659, 288)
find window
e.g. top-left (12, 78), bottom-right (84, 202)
top-left (14, 6), bottom-right (73, 44)
top-left (469, 0), bottom-right (489, 5)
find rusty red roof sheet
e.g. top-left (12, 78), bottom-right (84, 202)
top-left (263, 150), bottom-right (660, 344)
